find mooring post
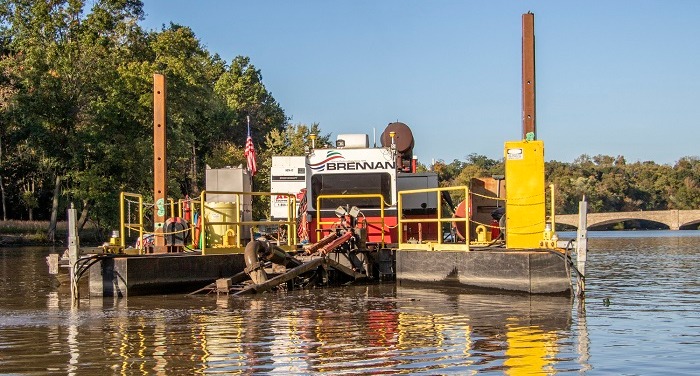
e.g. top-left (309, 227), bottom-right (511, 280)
top-left (67, 203), bottom-right (80, 302)
top-left (522, 11), bottom-right (536, 140)
top-left (576, 196), bottom-right (588, 295)
top-left (153, 73), bottom-right (168, 253)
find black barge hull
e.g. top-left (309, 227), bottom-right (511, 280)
top-left (88, 253), bottom-right (247, 297)
top-left (396, 249), bottom-right (571, 294)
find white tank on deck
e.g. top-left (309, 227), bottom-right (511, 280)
top-left (336, 134), bottom-right (369, 149)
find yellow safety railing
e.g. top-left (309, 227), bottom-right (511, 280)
top-left (119, 190), bottom-right (298, 254)
top-left (119, 192), bottom-right (144, 252)
top-left (199, 190), bottom-right (297, 254)
top-left (168, 198), bottom-right (175, 219)
top-left (549, 184), bottom-right (556, 230)
top-left (398, 186), bottom-right (470, 252)
top-left (315, 193), bottom-right (387, 248)
top-left (540, 184), bottom-right (558, 248)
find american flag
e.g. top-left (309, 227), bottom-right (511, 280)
top-left (245, 119), bottom-right (257, 177)
top-left (297, 188), bottom-right (308, 243)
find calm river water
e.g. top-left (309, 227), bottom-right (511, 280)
top-left (1, 231), bottom-right (700, 375)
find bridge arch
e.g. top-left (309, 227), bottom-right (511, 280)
top-left (587, 218), bottom-right (669, 230)
top-left (556, 210), bottom-right (700, 230)
top-left (680, 219), bottom-right (700, 230)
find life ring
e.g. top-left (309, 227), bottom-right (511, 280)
top-left (451, 198), bottom-right (472, 241)
top-left (164, 217), bottom-right (190, 246)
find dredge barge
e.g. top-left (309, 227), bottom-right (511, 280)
top-left (48, 12), bottom-right (580, 298)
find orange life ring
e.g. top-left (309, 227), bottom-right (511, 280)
top-left (451, 198), bottom-right (472, 240)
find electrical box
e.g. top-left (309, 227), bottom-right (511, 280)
top-left (205, 166), bottom-right (252, 221)
top-left (397, 173), bottom-right (439, 212)
top-left (504, 140), bottom-right (545, 249)
top-left (270, 156), bottom-right (306, 220)
top-left (204, 166), bottom-right (253, 246)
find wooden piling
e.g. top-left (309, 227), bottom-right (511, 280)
top-left (522, 12), bottom-right (536, 139)
top-left (153, 74), bottom-right (167, 253)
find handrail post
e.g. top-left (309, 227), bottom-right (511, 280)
top-left (465, 186), bottom-right (470, 243)
top-left (380, 197), bottom-right (385, 247)
top-left (169, 198), bottom-right (175, 219)
top-left (293, 193), bottom-right (297, 245)
top-left (138, 195), bottom-right (144, 254)
top-left (437, 188), bottom-right (443, 244)
top-left (549, 184), bottom-right (556, 230)
top-left (236, 194), bottom-right (241, 247)
top-left (316, 195), bottom-right (322, 239)
top-left (119, 192), bottom-right (126, 248)
top-left (200, 190), bottom-right (206, 254)
top-left (398, 191), bottom-right (403, 245)
top-left (290, 194), bottom-right (296, 245)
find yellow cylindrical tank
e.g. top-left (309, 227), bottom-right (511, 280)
top-left (504, 140), bottom-right (545, 249)
top-left (205, 202), bottom-right (237, 247)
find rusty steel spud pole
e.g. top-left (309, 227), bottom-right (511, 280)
top-left (522, 12), bottom-right (536, 140)
top-left (153, 73), bottom-right (167, 253)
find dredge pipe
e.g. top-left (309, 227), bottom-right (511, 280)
top-left (319, 231), bottom-right (354, 255)
top-left (304, 233), bottom-right (338, 255)
top-left (244, 240), bottom-right (269, 285)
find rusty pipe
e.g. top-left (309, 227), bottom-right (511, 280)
top-left (319, 231), bottom-right (354, 255)
top-left (244, 240), bottom-right (268, 284)
top-left (304, 232), bottom-right (338, 255)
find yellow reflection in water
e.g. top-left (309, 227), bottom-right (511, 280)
top-left (397, 312), bottom-right (447, 349)
top-left (153, 319), bottom-right (167, 375)
top-left (504, 321), bottom-right (558, 376)
top-left (200, 309), bottom-right (246, 374)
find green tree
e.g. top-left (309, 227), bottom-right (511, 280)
top-left (670, 157), bottom-right (700, 209)
top-left (214, 56), bottom-right (287, 145)
top-left (0, 0), bottom-right (149, 236)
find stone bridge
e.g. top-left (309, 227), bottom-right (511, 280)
top-left (556, 210), bottom-right (700, 230)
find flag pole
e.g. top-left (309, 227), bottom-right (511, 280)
top-left (246, 115), bottom-right (254, 190)
top-left (246, 115), bottom-right (250, 138)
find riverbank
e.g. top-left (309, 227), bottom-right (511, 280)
top-left (0, 220), bottom-right (103, 246)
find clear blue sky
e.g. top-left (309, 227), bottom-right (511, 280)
top-left (141, 1), bottom-right (700, 165)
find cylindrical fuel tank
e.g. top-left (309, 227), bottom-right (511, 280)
top-left (205, 202), bottom-right (237, 246)
top-left (380, 122), bottom-right (414, 155)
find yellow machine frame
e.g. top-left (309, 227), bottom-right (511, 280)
top-left (397, 186), bottom-right (470, 252)
top-left (315, 193), bottom-right (387, 248)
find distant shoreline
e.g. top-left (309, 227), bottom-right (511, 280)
top-left (0, 234), bottom-right (64, 246)
top-left (0, 220), bottom-right (102, 246)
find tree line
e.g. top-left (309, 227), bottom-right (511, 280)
top-left (0, 0), bottom-right (312, 239)
top-left (430, 153), bottom-right (700, 215)
top-left (1, 1), bottom-right (698, 240)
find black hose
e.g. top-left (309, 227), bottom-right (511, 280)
top-left (539, 245), bottom-right (585, 282)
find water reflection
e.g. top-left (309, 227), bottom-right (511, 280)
top-left (26, 285), bottom-right (582, 374)
top-left (5, 235), bottom-right (700, 374)
top-left (576, 300), bottom-right (592, 374)
top-left (0, 246), bottom-right (597, 374)
top-left (394, 288), bottom-right (576, 375)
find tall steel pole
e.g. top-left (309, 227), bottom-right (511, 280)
top-left (522, 12), bottom-right (536, 140)
top-left (153, 74), bottom-right (167, 253)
